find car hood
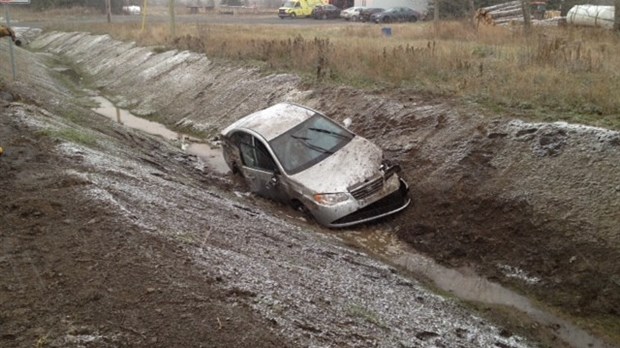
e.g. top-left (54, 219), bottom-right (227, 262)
top-left (290, 136), bottom-right (383, 193)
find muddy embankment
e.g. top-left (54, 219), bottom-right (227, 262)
top-left (22, 31), bottom-right (620, 341)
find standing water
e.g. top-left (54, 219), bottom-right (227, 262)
top-left (91, 96), bottom-right (229, 174)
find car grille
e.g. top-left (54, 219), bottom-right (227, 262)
top-left (349, 176), bottom-right (384, 200)
top-left (333, 180), bottom-right (409, 225)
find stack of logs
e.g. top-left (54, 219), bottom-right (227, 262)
top-left (475, 0), bottom-right (525, 26)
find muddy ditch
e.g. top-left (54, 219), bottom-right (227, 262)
top-left (5, 30), bottom-right (619, 346)
top-left (84, 83), bottom-right (616, 348)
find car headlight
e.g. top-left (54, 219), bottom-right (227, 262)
top-left (313, 192), bottom-right (350, 206)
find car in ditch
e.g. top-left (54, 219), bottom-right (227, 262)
top-left (220, 102), bottom-right (411, 228)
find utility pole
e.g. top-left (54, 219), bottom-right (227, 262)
top-left (106, 0), bottom-right (111, 23)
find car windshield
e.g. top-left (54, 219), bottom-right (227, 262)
top-left (269, 113), bottom-right (354, 175)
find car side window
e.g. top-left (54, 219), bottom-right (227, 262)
top-left (231, 132), bottom-right (276, 172)
top-left (254, 140), bottom-right (277, 172)
top-left (231, 132), bottom-right (257, 168)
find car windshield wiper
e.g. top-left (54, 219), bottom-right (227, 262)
top-left (291, 134), bottom-right (334, 154)
top-left (308, 127), bottom-right (352, 139)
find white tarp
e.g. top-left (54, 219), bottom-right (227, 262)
top-left (566, 5), bottom-right (614, 29)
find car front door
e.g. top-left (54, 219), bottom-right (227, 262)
top-left (233, 132), bottom-right (288, 202)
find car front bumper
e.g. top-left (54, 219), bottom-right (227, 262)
top-left (310, 177), bottom-right (410, 228)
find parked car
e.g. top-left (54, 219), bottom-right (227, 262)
top-left (313, 4), bottom-right (341, 19)
top-left (220, 103), bottom-right (411, 228)
top-left (359, 7), bottom-right (384, 22)
top-left (370, 7), bottom-right (421, 23)
top-left (340, 6), bottom-right (365, 21)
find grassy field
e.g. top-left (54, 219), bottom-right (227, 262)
top-left (13, 7), bottom-right (620, 130)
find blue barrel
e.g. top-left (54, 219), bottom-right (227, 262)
top-left (381, 27), bottom-right (392, 37)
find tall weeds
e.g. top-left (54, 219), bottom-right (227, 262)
top-left (35, 11), bottom-right (620, 129)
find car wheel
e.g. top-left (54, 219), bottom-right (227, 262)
top-left (290, 12), bottom-right (296, 18)
top-left (322, 13), bottom-right (327, 20)
top-left (383, 17), bottom-right (391, 23)
top-left (351, 15), bottom-right (359, 21)
top-left (292, 200), bottom-right (313, 222)
top-left (410, 16), bottom-right (418, 22)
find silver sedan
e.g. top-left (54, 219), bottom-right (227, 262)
top-left (220, 102), bottom-right (410, 228)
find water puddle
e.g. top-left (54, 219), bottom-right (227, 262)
top-left (342, 229), bottom-right (614, 348)
top-left (90, 96), bottom-right (230, 174)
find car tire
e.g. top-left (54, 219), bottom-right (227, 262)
top-left (410, 16), bottom-right (418, 22)
top-left (383, 17), bottom-right (391, 23)
top-left (322, 13), bottom-right (327, 20)
top-left (290, 12), bottom-right (296, 18)
top-left (351, 15), bottom-right (359, 21)
top-left (292, 200), bottom-right (313, 222)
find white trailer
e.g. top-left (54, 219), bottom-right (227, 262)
top-left (354, 0), bottom-right (428, 14)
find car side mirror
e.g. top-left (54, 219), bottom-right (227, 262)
top-left (342, 117), bottom-right (352, 128)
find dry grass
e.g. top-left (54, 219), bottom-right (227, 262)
top-left (15, 7), bottom-right (620, 129)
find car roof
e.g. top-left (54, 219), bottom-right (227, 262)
top-left (221, 102), bottom-right (316, 141)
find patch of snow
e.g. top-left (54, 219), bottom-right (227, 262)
top-left (497, 263), bottom-right (541, 285)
